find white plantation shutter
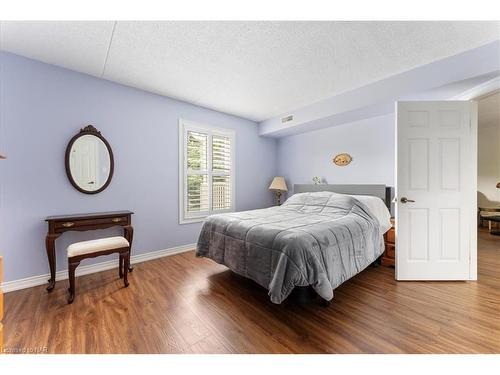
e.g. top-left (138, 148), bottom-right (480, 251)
top-left (212, 175), bottom-right (231, 210)
top-left (212, 135), bottom-right (231, 172)
top-left (179, 120), bottom-right (235, 223)
top-left (212, 135), bottom-right (232, 211)
top-left (186, 131), bottom-right (209, 214)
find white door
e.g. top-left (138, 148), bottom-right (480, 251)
top-left (396, 101), bottom-right (477, 280)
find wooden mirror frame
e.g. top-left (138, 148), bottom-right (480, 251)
top-left (65, 125), bottom-right (114, 194)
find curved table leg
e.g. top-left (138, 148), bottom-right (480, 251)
top-left (45, 234), bottom-right (59, 292)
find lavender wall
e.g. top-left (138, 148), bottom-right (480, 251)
top-left (0, 52), bottom-right (277, 282)
top-left (277, 114), bottom-right (395, 199)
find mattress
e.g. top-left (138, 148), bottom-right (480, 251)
top-left (196, 191), bottom-right (386, 304)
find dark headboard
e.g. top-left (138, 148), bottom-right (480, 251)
top-left (293, 184), bottom-right (391, 209)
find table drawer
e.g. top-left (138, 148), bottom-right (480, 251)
top-left (54, 216), bottom-right (128, 230)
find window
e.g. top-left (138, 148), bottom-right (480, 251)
top-left (179, 119), bottom-right (235, 223)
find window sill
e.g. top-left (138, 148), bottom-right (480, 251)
top-left (179, 208), bottom-right (234, 225)
top-left (179, 217), bottom-right (206, 225)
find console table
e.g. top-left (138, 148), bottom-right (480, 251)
top-left (485, 215), bottom-right (500, 236)
top-left (477, 206), bottom-right (500, 232)
top-left (45, 210), bottom-right (134, 291)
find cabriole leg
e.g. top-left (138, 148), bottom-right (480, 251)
top-left (123, 252), bottom-right (130, 288)
top-left (68, 259), bottom-right (80, 304)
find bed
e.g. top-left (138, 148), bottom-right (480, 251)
top-left (196, 184), bottom-right (392, 304)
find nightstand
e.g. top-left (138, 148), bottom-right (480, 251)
top-left (381, 218), bottom-right (395, 267)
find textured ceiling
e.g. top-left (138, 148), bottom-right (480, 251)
top-left (1, 21), bottom-right (499, 121)
top-left (0, 21), bottom-right (115, 77)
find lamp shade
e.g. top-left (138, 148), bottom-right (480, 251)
top-left (269, 176), bottom-right (288, 192)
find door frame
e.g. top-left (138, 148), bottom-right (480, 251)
top-left (467, 86), bottom-right (500, 280)
top-left (470, 101), bottom-right (478, 280)
top-left (460, 82), bottom-right (500, 280)
top-left (394, 78), bottom-right (499, 280)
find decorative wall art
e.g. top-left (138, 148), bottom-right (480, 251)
top-left (333, 153), bottom-right (352, 166)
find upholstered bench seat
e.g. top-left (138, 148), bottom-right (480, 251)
top-left (66, 236), bottom-right (131, 304)
top-left (67, 236), bottom-right (130, 257)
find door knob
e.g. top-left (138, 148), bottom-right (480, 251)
top-left (400, 197), bottom-right (415, 204)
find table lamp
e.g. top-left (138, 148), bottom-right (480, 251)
top-left (269, 176), bottom-right (288, 206)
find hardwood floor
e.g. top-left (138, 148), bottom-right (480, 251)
top-left (3, 229), bottom-right (499, 353)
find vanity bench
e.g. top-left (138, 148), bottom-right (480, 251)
top-left (45, 210), bottom-right (134, 292)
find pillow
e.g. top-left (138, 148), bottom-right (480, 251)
top-left (348, 194), bottom-right (392, 233)
top-left (283, 191), bottom-right (392, 233)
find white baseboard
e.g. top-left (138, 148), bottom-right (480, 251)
top-left (0, 243), bottom-right (196, 293)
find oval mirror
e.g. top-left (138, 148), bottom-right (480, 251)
top-left (65, 125), bottom-right (114, 194)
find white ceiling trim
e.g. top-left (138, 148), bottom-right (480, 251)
top-left (452, 76), bottom-right (500, 100)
